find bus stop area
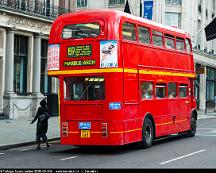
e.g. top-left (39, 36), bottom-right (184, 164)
top-left (0, 110), bottom-right (215, 150)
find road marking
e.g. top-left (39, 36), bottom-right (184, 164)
top-left (160, 149), bottom-right (205, 165)
top-left (60, 156), bottom-right (78, 161)
top-left (196, 134), bottom-right (216, 137)
top-left (0, 153), bottom-right (5, 155)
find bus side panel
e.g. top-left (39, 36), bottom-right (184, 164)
top-left (121, 41), bottom-right (139, 69)
top-left (123, 72), bottom-right (139, 144)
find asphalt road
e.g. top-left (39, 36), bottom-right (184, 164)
top-left (1, 117), bottom-right (216, 169)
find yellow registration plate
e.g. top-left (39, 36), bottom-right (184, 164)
top-left (81, 130), bottom-right (90, 138)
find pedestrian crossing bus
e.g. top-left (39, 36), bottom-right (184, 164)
top-left (47, 9), bottom-right (197, 148)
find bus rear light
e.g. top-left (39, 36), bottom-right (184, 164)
top-left (62, 122), bottom-right (68, 137)
top-left (102, 123), bottom-right (108, 137)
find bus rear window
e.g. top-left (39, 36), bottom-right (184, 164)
top-left (62, 23), bottom-right (100, 39)
top-left (64, 76), bottom-right (105, 101)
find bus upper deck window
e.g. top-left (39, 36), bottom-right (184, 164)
top-left (165, 34), bottom-right (175, 49)
top-left (62, 23), bottom-right (100, 39)
top-left (176, 37), bottom-right (185, 51)
top-left (122, 22), bottom-right (136, 41)
top-left (152, 30), bottom-right (163, 47)
top-left (186, 38), bottom-right (192, 53)
top-left (138, 26), bottom-right (150, 44)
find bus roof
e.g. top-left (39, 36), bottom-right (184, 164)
top-left (53, 9), bottom-right (189, 37)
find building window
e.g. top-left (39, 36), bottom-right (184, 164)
top-left (41, 39), bottom-right (51, 95)
top-left (165, 12), bottom-right (181, 28)
top-left (206, 67), bottom-right (216, 100)
top-left (77, 0), bottom-right (87, 8)
top-left (165, 0), bottom-right (182, 5)
top-left (109, 0), bottom-right (125, 6)
top-left (14, 35), bottom-right (28, 94)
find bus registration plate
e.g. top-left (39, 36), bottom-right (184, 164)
top-left (81, 130), bottom-right (90, 138)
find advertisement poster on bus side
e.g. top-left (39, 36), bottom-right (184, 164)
top-left (47, 44), bottom-right (60, 71)
top-left (100, 40), bottom-right (118, 68)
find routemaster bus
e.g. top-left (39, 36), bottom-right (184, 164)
top-left (47, 9), bottom-right (197, 148)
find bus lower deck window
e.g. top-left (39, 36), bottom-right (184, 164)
top-left (64, 76), bottom-right (105, 101)
top-left (156, 83), bottom-right (166, 98)
top-left (179, 84), bottom-right (188, 98)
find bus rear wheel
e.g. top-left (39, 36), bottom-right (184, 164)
top-left (187, 113), bottom-right (197, 137)
top-left (140, 117), bottom-right (154, 148)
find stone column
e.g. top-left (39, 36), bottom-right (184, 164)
top-left (32, 35), bottom-right (44, 117)
top-left (32, 35), bottom-right (41, 95)
top-left (199, 66), bottom-right (206, 111)
top-left (201, 0), bottom-right (206, 50)
top-left (3, 29), bottom-right (15, 119)
top-left (4, 30), bottom-right (14, 95)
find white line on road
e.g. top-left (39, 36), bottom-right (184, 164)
top-left (160, 149), bottom-right (206, 165)
top-left (0, 153), bottom-right (5, 155)
top-left (196, 134), bottom-right (216, 137)
top-left (60, 156), bottom-right (78, 161)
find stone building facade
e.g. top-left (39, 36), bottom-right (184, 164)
top-left (0, 0), bottom-right (67, 119)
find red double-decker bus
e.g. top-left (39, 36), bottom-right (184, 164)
top-left (48, 9), bottom-right (197, 148)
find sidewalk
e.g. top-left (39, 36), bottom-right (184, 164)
top-left (0, 116), bottom-right (60, 150)
top-left (0, 110), bottom-right (216, 150)
top-left (197, 110), bottom-right (216, 119)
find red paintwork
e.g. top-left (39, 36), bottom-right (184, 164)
top-left (48, 9), bottom-right (196, 146)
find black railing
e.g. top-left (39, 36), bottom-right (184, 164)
top-left (0, 0), bottom-right (70, 20)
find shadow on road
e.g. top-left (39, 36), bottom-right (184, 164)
top-left (51, 133), bottom-right (192, 155)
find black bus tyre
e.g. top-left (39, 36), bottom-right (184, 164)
top-left (141, 117), bottom-right (154, 148)
top-left (187, 113), bottom-right (197, 137)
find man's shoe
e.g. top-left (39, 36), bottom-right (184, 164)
top-left (36, 146), bottom-right (41, 149)
top-left (47, 144), bottom-right (50, 148)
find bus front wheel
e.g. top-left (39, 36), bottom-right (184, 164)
top-left (141, 117), bottom-right (154, 148)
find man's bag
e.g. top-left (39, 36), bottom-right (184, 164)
top-left (38, 112), bottom-right (50, 123)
